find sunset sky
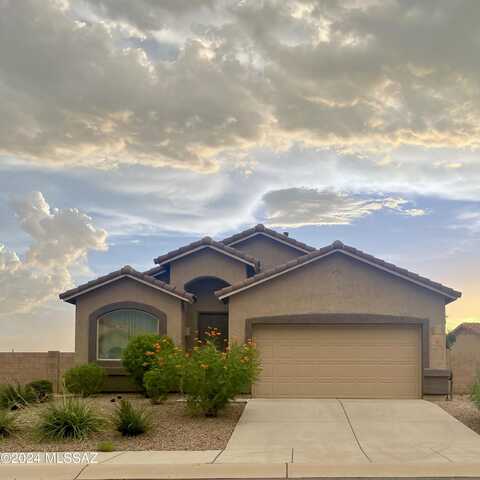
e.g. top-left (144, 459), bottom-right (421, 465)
top-left (1, 0), bottom-right (479, 351)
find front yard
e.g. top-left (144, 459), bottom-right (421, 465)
top-left (434, 395), bottom-right (480, 435)
top-left (0, 394), bottom-right (245, 452)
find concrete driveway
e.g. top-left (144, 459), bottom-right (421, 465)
top-left (216, 399), bottom-right (480, 464)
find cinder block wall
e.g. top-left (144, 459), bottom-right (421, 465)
top-left (448, 336), bottom-right (480, 394)
top-left (0, 351), bottom-right (75, 392)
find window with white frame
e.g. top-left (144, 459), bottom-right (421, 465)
top-left (97, 309), bottom-right (159, 360)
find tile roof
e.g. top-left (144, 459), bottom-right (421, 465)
top-left (153, 236), bottom-right (260, 269)
top-left (222, 224), bottom-right (316, 253)
top-left (450, 322), bottom-right (480, 337)
top-left (143, 265), bottom-right (167, 276)
top-left (216, 240), bottom-right (462, 302)
top-left (59, 265), bottom-right (194, 304)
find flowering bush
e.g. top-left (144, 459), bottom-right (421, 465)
top-left (182, 329), bottom-right (261, 417)
top-left (121, 334), bottom-right (166, 389)
top-left (143, 340), bottom-right (186, 403)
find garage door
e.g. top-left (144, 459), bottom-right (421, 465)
top-left (253, 324), bottom-right (421, 399)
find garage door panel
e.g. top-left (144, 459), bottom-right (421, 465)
top-left (256, 327), bottom-right (418, 344)
top-left (267, 381), bottom-right (419, 399)
top-left (261, 345), bottom-right (418, 363)
top-left (253, 325), bottom-right (421, 399)
top-left (261, 363), bottom-right (419, 379)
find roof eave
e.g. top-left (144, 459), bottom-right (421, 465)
top-left (59, 274), bottom-right (194, 304)
top-left (154, 244), bottom-right (258, 269)
top-left (216, 248), bottom-right (461, 302)
top-left (227, 231), bottom-right (314, 254)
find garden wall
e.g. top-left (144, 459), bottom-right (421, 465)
top-left (448, 337), bottom-right (480, 394)
top-left (0, 351), bottom-right (75, 393)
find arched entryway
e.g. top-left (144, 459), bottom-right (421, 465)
top-left (184, 276), bottom-right (230, 349)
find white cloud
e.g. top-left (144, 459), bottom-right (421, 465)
top-left (0, 192), bottom-right (107, 315)
top-left (1, 0), bottom-right (480, 173)
top-left (262, 188), bottom-right (426, 227)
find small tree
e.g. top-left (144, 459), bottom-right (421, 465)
top-left (121, 334), bottom-right (165, 389)
top-left (182, 329), bottom-right (261, 417)
top-left (143, 344), bottom-right (186, 403)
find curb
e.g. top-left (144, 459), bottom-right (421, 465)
top-left (2, 462), bottom-right (480, 480)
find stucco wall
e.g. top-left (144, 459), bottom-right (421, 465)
top-left (75, 277), bottom-right (185, 364)
top-left (232, 235), bottom-right (304, 270)
top-left (228, 253), bottom-right (447, 369)
top-left (170, 248), bottom-right (247, 289)
top-left (448, 334), bottom-right (480, 394)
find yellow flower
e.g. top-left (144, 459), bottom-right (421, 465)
top-left (200, 363), bottom-right (209, 369)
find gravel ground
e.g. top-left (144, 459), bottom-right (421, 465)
top-left (0, 394), bottom-right (245, 452)
top-left (433, 395), bottom-right (480, 435)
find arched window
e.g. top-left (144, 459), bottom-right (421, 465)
top-left (97, 309), bottom-right (159, 360)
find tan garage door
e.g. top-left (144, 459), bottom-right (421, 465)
top-left (253, 324), bottom-right (421, 399)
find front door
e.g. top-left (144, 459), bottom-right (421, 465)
top-left (198, 313), bottom-right (229, 350)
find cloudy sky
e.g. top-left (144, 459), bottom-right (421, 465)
top-left (1, 0), bottom-right (479, 351)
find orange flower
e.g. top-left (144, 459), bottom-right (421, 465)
top-left (144, 351), bottom-right (154, 356)
top-left (200, 363), bottom-right (209, 369)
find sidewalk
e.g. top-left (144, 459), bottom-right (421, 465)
top-left (2, 451), bottom-right (480, 480)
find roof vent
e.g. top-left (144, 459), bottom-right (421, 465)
top-left (283, 231), bottom-right (289, 237)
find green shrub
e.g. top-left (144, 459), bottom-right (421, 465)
top-left (446, 331), bottom-right (457, 349)
top-left (0, 410), bottom-right (17, 437)
top-left (182, 332), bottom-right (261, 417)
top-left (37, 397), bottom-right (104, 440)
top-left (0, 383), bottom-right (37, 410)
top-left (27, 380), bottom-right (53, 401)
top-left (64, 363), bottom-right (106, 397)
top-left (471, 374), bottom-right (480, 409)
top-left (143, 345), bottom-right (186, 403)
top-left (112, 399), bottom-right (151, 436)
top-left (97, 440), bottom-right (115, 452)
top-left (121, 334), bottom-right (170, 389)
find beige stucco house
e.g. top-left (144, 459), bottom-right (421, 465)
top-left (448, 323), bottom-right (480, 394)
top-left (60, 224), bottom-right (461, 398)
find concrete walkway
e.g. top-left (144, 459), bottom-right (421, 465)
top-left (216, 398), bottom-right (480, 464)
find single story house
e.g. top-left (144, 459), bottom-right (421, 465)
top-left (60, 224), bottom-right (461, 398)
top-left (448, 323), bottom-right (480, 394)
